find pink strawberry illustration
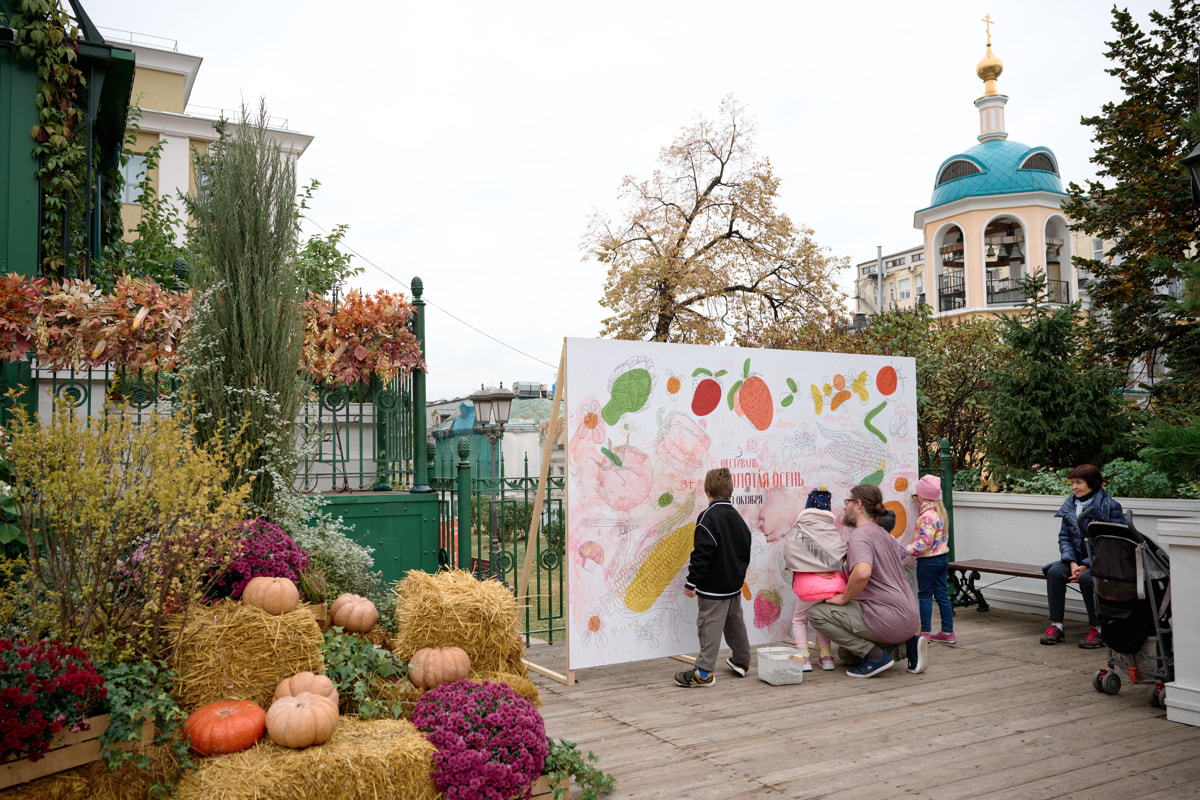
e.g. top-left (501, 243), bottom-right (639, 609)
top-left (753, 588), bottom-right (783, 628)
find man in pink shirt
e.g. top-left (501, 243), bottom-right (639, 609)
top-left (809, 483), bottom-right (924, 677)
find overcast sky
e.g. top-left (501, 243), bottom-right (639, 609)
top-left (85, 0), bottom-right (1166, 402)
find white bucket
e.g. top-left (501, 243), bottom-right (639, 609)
top-left (756, 646), bottom-right (807, 685)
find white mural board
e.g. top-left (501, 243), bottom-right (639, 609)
top-left (564, 337), bottom-right (918, 670)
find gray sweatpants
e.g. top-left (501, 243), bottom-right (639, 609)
top-left (696, 594), bottom-right (752, 673)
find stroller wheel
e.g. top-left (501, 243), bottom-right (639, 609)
top-left (1102, 671), bottom-right (1122, 695)
top-left (1092, 670), bottom-right (1106, 693)
top-left (1151, 683), bottom-right (1166, 708)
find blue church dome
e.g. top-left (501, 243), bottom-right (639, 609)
top-left (927, 138), bottom-right (1064, 208)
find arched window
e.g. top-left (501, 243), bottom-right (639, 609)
top-left (936, 159), bottom-right (983, 186)
top-left (1019, 153), bottom-right (1058, 175)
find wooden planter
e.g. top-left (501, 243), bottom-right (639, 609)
top-left (529, 774), bottom-right (568, 799)
top-left (0, 714), bottom-right (154, 789)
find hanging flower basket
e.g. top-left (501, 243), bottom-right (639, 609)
top-left (0, 714), bottom-right (154, 789)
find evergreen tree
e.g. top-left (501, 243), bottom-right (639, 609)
top-left (181, 105), bottom-right (306, 516)
top-left (984, 275), bottom-right (1131, 473)
top-left (1060, 0), bottom-right (1200, 403)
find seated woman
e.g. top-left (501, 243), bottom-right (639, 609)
top-left (1040, 464), bottom-right (1124, 648)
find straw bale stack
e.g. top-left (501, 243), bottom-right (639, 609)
top-left (470, 670), bottom-right (540, 705)
top-left (392, 570), bottom-right (526, 677)
top-left (173, 718), bottom-right (439, 800)
top-left (169, 601), bottom-right (324, 712)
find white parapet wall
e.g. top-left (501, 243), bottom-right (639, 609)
top-left (950, 491), bottom-right (1200, 621)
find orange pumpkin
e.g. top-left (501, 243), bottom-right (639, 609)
top-left (242, 576), bottom-right (300, 615)
top-left (408, 646), bottom-right (471, 690)
top-left (329, 593), bottom-right (379, 632)
top-left (266, 692), bottom-right (339, 748)
top-left (183, 700), bottom-right (266, 756)
top-left (273, 671), bottom-right (339, 707)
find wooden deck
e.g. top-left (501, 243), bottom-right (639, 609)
top-left (526, 608), bottom-right (1200, 799)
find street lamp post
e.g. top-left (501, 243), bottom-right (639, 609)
top-left (1184, 56), bottom-right (1200, 203)
top-left (469, 383), bottom-right (515, 581)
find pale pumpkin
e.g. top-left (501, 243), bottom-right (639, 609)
top-left (273, 671), bottom-right (339, 707)
top-left (408, 646), bottom-right (471, 690)
top-left (242, 577), bottom-right (300, 615)
top-left (329, 593), bottom-right (379, 632)
top-left (266, 692), bottom-right (339, 748)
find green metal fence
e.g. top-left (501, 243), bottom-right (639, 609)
top-left (431, 439), bottom-right (567, 646)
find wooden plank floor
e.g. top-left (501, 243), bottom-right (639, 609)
top-left (526, 608), bottom-right (1200, 799)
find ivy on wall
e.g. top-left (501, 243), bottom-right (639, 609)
top-left (6, 0), bottom-right (96, 275)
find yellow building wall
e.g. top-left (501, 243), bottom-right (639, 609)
top-left (130, 69), bottom-right (186, 114)
top-left (118, 131), bottom-right (163, 241)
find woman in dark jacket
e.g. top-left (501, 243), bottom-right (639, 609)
top-left (1040, 464), bottom-right (1124, 648)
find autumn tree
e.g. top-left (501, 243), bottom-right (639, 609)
top-left (1061, 0), bottom-right (1200, 404)
top-left (585, 97), bottom-right (847, 346)
top-left (788, 307), bottom-right (1006, 472)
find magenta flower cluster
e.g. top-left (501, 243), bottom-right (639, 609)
top-left (413, 680), bottom-right (548, 800)
top-left (0, 639), bottom-right (107, 763)
top-left (213, 518), bottom-right (310, 599)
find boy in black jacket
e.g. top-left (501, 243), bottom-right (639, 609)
top-left (675, 467), bottom-right (753, 687)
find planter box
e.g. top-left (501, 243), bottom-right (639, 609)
top-left (0, 714), bottom-right (154, 789)
top-left (529, 774), bottom-right (569, 799)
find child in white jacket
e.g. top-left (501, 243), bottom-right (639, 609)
top-left (782, 489), bottom-right (847, 670)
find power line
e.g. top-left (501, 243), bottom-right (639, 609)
top-left (301, 217), bottom-right (559, 371)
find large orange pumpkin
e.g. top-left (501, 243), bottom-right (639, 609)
top-left (408, 646), bottom-right (471, 690)
top-left (329, 593), bottom-right (379, 632)
top-left (183, 700), bottom-right (266, 756)
top-left (265, 692), bottom-right (339, 748)
top-left (242, 576), bottom-right (300, 615)
top-left (273, 671), bottom-right (339, 707)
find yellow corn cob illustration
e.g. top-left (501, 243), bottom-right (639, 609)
top-left (623, 522), bottom-right (696, 613)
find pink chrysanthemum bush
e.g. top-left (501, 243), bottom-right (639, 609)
top-left (210, 518), bottom-right (310, 600)
top-left (413, 680), bottom-right (548, 800)
top-left (0, 639), bottom-right (107, 763)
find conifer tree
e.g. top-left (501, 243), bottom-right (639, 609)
top-left (984, 275), bottom-right (1130, 472)
top-left (1061, 0), bottom-right (1200, 403)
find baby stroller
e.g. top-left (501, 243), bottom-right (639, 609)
top-left (1083, 518), bottom-right (1172, 707)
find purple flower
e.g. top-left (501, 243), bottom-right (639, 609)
top-left (413, 680), bottom-right (548, 800)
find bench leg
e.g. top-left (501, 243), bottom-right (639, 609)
top-left (950, 569), bottom-right (989, 612)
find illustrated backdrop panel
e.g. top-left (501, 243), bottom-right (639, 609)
top-left (564, 337), bottom-right (919, 670)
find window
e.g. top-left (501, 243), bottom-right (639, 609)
top-left (120, 154), bottom-right (147, 204)
top-left (915, 275), bottom-right (924, 295)
top-left (898, 279), bottom-right (911, 300)
top-left (1092, 239), bottom-right (1105, 260)
top-left (911, 252), bottom-right (924, 262)
top-left (1019, 152), bottom-right (1059, 175)
top-left (886, 257), bottom-right (905, 269)
top-left (936, 159), bottom-right (983, 185)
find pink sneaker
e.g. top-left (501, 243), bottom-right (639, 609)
top-left (819, 656), bottom-right (836, 671)
top-left (929, 631), bottom-right (957, 644)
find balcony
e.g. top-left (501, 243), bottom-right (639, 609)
top-left (986, 277), bottom-right (1069, 306)
top-left (938, 273), bottom-right (965, 312)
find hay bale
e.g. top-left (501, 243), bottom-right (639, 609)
top-left (174, 718), bottom-right (440, 800)
top-left (471, 670), bottom-right (541, 706)
top-left (169, 601), bottom-right (324, 712)
top-left (392, 570), bottom-right (526, 678)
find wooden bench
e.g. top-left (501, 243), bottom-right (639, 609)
top-left (949, 559), bottom-right (1047, 612)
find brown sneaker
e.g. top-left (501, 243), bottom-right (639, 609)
top-left (674, 669), bottom-right (714, 687)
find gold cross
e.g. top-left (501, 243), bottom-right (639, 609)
top-left (982, 14), bottom-right (995, 46)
